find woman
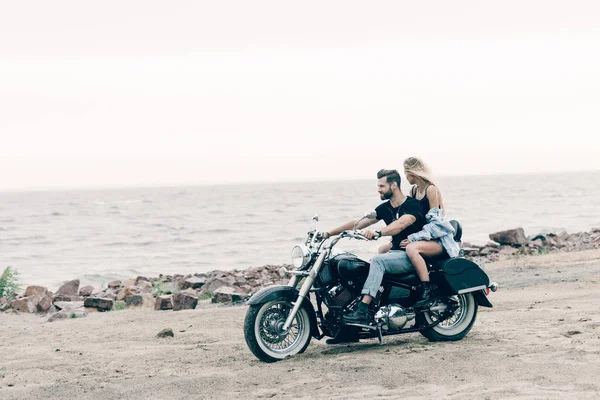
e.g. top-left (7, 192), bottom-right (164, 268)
top-left (400, 157), bottom-right (459, 308)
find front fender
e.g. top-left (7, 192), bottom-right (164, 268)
top-left (247, 285), bottom-right (300, 305)
top-left (246, 285), bottom-right (320, 338)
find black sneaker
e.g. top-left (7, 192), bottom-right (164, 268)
top-left (414, 282), bottom-right (435, 309)
top-left (343, 303), bottom-right (371, 326)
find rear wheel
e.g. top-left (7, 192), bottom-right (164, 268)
top-left (418, 292), bottom-right (478, 341)
top-left (244, 299), bottom-right (312, 363)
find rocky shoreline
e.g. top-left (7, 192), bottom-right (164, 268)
top-left (1, 226), bottom-right (599, 321)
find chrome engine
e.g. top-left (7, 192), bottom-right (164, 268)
top-left (374, 304), bottom-right (416, 331)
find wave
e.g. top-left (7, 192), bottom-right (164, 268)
top-left (206, 228), bottom-right (232, 233)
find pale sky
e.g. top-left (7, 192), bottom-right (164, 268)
top-left (1, 1), bottom-right (599, 190)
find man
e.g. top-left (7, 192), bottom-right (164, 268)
top-left (323, 169), bottom-right (426, 327)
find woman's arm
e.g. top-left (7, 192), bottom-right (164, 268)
top-left (427, 185), bottom-right (442, 209)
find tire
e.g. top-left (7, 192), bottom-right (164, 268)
top-left (244, 299), bottom-right (312, 363)
top-left (418, 292), bottom-right (478, 342)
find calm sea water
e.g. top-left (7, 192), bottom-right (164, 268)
top-left (1, 171), bottom-right (599, 290)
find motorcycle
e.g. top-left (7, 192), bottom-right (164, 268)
top-left (243, 212), bottom-right (498, 363)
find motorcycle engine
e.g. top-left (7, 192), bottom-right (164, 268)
top-left (325, 284), bottom-right (354, 307)
top-left (374, 304), bottom-right (416, 331)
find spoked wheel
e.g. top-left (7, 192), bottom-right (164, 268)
top-left (418, 292), bottom-right (478, 341)
top-left (244, 299), bottom-right (312, 363)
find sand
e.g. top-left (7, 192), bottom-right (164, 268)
top-left (1, 249), bottom-right (600, 399)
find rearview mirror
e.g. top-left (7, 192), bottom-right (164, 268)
top-left (363, 210), bottom-right (377, 220)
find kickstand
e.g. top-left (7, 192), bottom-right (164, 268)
top-left (377, 326), bottom-right (383, 345)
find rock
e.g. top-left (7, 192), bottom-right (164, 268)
top-left (172, 293), bottom-right (198, 311)
top-left (55, 279), bottom-right (80, 297)
top-left (479, 247), bottom-right (492, 256)
top-left (155, 295), bottom-right (174, 311)
top-left (558, 230), bottom-right (570, 240)
top-left (135, 276), bottom-right (151, 285)
top-left (116, 286), bottom-right (141, 301)
top-left (108, 280), bottom-right (122, 289)
top-left (37, 294), bottom-right (53, 313)
top-left (78, 286), bottom-right (94, 297)
top-left (48, 312), bottom-right (69, 322)
top-left (125, 295), bottom-right (144, 308)
top-left (211, 287), bottom-right (243, 304)
top-left (54, 301), bottom-right (85, 312)
top-left (181, 277), bottom-right (206, 290)
top-left (53, 294), bottom-right (83, 302)
top-left (201, 277), bottom-right (230, 294)
top-left (136, 281), bottom-right (153, 293)
top-left (489, 228), bottom-right (529, 246)
top-left (25, 286), bottom-right (48, 298)
top-left (83, 297), bottom-right (114, 312)
top-left (100, 289), bottom-right (117, 300)
top-left (157, 328), bottom-right (174, 338)
top-left (48, 310), bottom-right (87, 322)
top-left (154, 281), bottom-right (178, 295)
top-left (10, 297), bottom-right (38, 313)
top-left (123, 278), bottom-right (136, 288)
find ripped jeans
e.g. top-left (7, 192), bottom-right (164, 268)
top-left (361, 250), bottom-right (414, 298)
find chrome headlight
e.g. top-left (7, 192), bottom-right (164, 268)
top-left (291, 245), bottom-right (311, 269)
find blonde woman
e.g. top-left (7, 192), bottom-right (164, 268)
top-left (400, 157), bottom-right (459, 308)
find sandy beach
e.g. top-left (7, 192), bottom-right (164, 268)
top-left (2, 249), bottom-right (600, 399)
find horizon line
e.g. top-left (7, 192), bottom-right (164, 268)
top-left (1, 168), bottom-right (599, 194)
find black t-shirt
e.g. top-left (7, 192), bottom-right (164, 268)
top-left (375, 197), bottom-right (426, 250)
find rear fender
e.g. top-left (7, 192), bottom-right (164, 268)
top-left (246, 285), bottom-right (320, 337)
top-left (473, 289), bottom-right (493, 308)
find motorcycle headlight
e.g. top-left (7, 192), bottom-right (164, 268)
top-left (291, 245), bottom-right (311, 269)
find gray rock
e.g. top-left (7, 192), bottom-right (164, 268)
top-left (54, 301), bottom-right (85, 312)
top-left (48, 312), bottom-right (69, 322)
top-left (489, 228), bottom-right (529, 246)
top-left (154, 295), bottom-right (174, 311)
top-left (78, 285), bottom-right (94, 297)
top-left (201, 277), bottom-right (230, 294)
top-left (172, 293), bottom-right (198, 311)
top-left (157, 328), bottom-right (174, 338)
top-left (55, 279), bottom-right (80, 297)
top-left (181, 277), bottom-right (206, 290)
top-left (125, 295), bottom-right (144, 307)
top-left (211, 287), bottom-right (243, 304)
top-left (83, 297), bottom-right (114, 312)
top-left (108, 280), bottom-right (122, 289)
top-left (48, 310), bottom-right (87, 322)
top-left (53, 294), bottom-right (84, 302)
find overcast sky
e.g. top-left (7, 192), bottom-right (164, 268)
top-left (1, 1), bottom-right (599, 190)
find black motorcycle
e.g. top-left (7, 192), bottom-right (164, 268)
top-left (244, 213), bottom-right (498, 363)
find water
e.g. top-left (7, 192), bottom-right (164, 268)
top-left (1, 171), bottom-right (599, 290)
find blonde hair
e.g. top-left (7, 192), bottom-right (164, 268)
top-left (403, 157), bottom-right (435, 185)
top-left (403, 157), bottom-right (444, 209)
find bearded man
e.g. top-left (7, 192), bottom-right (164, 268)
top-left (322, 169), bottom-right (426, 331)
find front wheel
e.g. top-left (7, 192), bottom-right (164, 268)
top-left (244, 299), bottom-right (312, 363)
top-left (418, 292), bottom-right (478, 342)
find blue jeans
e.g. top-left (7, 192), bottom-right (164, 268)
top-left (361, 250), bottom-right (414, 298)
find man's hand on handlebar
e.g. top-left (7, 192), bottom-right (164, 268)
top-left (362, 230), bottom-right (380, 240)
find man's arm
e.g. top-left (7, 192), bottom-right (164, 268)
top-left (325, 218), bottom-right (378, 238)
top-left (378, 214), bottom-right (416, 237)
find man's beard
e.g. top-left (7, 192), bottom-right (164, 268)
top-left (380, 190), bottom-right (393, 200)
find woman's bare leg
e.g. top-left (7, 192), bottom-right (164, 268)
top-left (378, 241), bottom-right (393, 254)
top-left (406, 241), bottom-right (444, 282)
